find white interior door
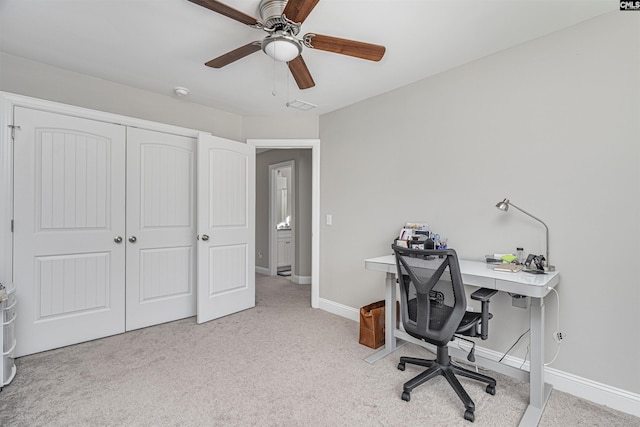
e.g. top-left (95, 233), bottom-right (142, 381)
top-left (125, 127), bottom-right (196, 331)
top-left (13, 107), bottom-right (126, 356)
top-left (196, 133), bottom-right (255, 323)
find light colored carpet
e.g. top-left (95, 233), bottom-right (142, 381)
top-left (1, 274), bottom-right (638, 426)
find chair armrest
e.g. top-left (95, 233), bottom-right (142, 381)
top-left (470, 288), bottom-right (498, 340)
top-left (470, 288), bottom-right (498, 302)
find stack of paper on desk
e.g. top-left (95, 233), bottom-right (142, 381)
top-left (493, 263), bottom-right (523, 273)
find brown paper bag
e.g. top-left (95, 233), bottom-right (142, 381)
top-left (359, 300), bottom-right (387, 349)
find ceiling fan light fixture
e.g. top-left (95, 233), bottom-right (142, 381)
top-left (262, 34), bottom-right (302, 62)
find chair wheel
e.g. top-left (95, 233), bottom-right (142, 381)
top-left (464, 409), bottom-right (475, 422)
top-left (401, 391), bottom-right (411, 402)
top-left (397, 362), bottom-right (405, 371)
top-left (486, 384), bottom-right (496, 395)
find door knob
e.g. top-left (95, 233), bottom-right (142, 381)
top-left (114, 236), bottom-right (123, 244)
top-left (201, 234), bottom-right (210, 241)
top-left (128, 236), bottom-right (137, 243)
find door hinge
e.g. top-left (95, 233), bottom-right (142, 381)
top-left (8, 125), bottom-right (21, 140)
top-left (11, 219), bottom-right (14, 233)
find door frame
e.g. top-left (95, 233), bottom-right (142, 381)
top-left (269, 160), bottom-right (295, 277)
top-left (247, 139), bottom-right (320, 309)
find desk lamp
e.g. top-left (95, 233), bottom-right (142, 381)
top-left (495, 198), bottom-right (555, 271)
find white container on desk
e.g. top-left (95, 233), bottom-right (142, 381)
top-left (1, 283), bottom-right (17, 389)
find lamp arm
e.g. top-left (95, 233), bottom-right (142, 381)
top-left (508, 202), bottom-right (550, 265)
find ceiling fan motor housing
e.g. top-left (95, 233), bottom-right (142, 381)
top-left (259, 0), bottom-right (299, 34)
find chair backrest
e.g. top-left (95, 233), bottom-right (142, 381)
top-left (392, 245), bottom-right (467, 347)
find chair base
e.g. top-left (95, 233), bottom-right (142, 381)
top-left (397, 346), bottom-right (496, 422)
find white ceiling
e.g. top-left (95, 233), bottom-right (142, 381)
top-left (0, 0), bottom-right (616, 117)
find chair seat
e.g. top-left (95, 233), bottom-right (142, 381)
top-left (458, 311), bottom-right (493, 337)
top-left (457, 311), bottom-right (481, 333)
top-left (407, 299), bottom-right (490, 336)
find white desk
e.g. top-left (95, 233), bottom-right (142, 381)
top-left (364, 255), bottom-right (560, 427)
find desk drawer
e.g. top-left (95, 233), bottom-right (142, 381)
top-left (495, 279), bottom-right (548, 298)
top-left (461, 273), bottom-right (495, 289)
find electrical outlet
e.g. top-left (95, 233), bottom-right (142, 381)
top-left (553, 331), bottom-right (564, 343)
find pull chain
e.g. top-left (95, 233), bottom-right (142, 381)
top-left (286, 63), bottom-right (290, 102)
top-left (272, 56), bottom-right (277, 96)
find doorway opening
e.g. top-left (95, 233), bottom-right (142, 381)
top-left (248, 139), bottom-right (319, 309)
top-left (269, 161), bottom-right (295, 279)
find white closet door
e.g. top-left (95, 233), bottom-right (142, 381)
top-left (197, 134), bottom-right (255, 323)
top-left (125, 127), bottom-right (196, 330)
top-left (13, 107), bottom-right (126, 357)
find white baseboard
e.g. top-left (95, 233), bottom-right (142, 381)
top-left (255, 266), bottom-right (270, 275)
top-left (254, 268), bottom-right (311, 286)
top-left (318, 298), bottom-right (640, 419)
top-left (291, 275), bottom-right (311, 285)
top-left (319, 297), bottom-right (360, 322)
top-left (544, 365), bottom-right (640, 418)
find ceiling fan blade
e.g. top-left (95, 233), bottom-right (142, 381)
top-left (288, 56), bottom-right (315, 90)
top-left (205, 42), bottom-right (262, 68)
top-left (282, 0), bottom-right (320, 24)
top-left (303, 33), bottom-right (386, 62)
top-left (188, 0), bottom-right (261, 26)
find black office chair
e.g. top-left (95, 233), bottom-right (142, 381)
top-left (392, 245), bottom-right (498, 422)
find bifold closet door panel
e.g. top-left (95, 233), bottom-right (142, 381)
top-left (13, 107), bottom-right (126, 357)
top-left (125, 127), bottom-right (196, 331)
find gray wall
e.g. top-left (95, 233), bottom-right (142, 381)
top-left (0, 53), bottom-right (321, 142)
top-left (255, 149), bottom-right (313, 277)
top-left (0, 53), bottom-right (245, 140)
top-left (243, 116), bottom-right (319, 140)
top-left (319, 12), bottom-right (640, 394)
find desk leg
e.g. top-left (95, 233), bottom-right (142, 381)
top-left (385, 272), bottom-right (396, 352)
top-left (520, 296), bottom-right (553, 426)
top-left (365, 272), bottom-right (405, 364)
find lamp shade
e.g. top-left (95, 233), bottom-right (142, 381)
top-left (495, 198), bottom-right (510, 211)
top-left (262, 34), bottom-right (301, 62)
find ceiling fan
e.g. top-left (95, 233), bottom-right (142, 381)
top-left (187, 0), bottom-right (386, 90)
